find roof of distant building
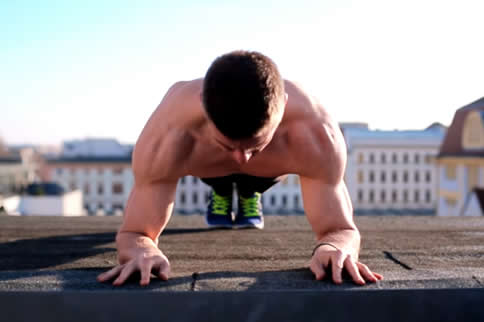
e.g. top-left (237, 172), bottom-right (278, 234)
top-left (438, 97), bottom-right (484, 158)
top-left (61, 138), bottom-right (132, 158)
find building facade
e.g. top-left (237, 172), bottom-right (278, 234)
top-left (436, 97), bottom-right (484, 216)
top-left (343, 124), bottom-right (446, 215)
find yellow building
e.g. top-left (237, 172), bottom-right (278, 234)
top-left (436, 97), bottom-right (484, 216)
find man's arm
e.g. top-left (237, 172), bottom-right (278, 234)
top-left (298, 121), bottom-right (383, 285)
top-left (97, 177), bottom-right (178, 286)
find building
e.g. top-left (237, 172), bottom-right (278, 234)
top-left (46, 139), bottom-right (134, 215)
top-left (436, 97), bottom-right (484, 216)
top-left (1, 182), bottom-right (83, 216)
top-left (343, 124), bottom-right (446, 215)
top-left (0, 148), bottom-right (41, 196)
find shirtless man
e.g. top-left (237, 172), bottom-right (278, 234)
top-left (97, 50), bottom-right (383, 286)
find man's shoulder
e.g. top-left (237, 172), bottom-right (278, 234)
top-left (132, 127), bottom-right (195, 183)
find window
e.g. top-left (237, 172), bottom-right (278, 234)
top-left (425, 171), bottom-right (431, 182)
top-left (380, 172), bottom-right (386, 183)
top-left (192, 177), bottom-right (198, 185)
top-left (445, 165), bottom-right (457, 180)
top-left (381, 154), bottom-right (386, 164)
top-left (414, 154), bottom-right (420, 164)
top-left (282, 195), bottom-right (287, 206)
top-left (113, 168), bottom-right (123, 175)
top-left (270, 195), bottom-right (276, 206)
top-left (403, 190), bottom-right (408, 203)
top-left (392, 153), bottom-right (398, 163)
top-left (462, 110), bottom-right (484, 149)
top-left (414, 190), bottom-right (420, 203)
top-left (392, 190), bottom-right (397, 202)
top-left (369, 171), bottom-right (375, 183)
top-left (112, 183), bottom-right (123, 194)
top-left (403, 154), bottom-right (409, 164)
top-left (192, 192), bottom-right (198, 204)
top-left (180, 177), bottom-right (186, 185)
top-left (358, 190), bottom-right (363, 202)
top-left (468, 165), bottom-right (479, 190)
top-left (180, 192), bottom-right (186, 204)
top-left (98, 203), bottom-right (104, 210)
top-left (97, 184), bottom-right (104, 195)
top-left (445, 197), bottom-right (457, 207)
top-left (369, 190), bottom-right (374, 203)
top-left (294, 195), bottom-right (300, 208)
top-left (425, 190), bottom-right (431, 203)
top-left (414, 172), bottom-right (420, 183)
top-left (369, 154), bottom-right (375, 164)
top-left (392, 171), bottom-right (397, 183)
top-left (380, 190), bottom-right (386, 202)
top-left (84, 184), bottom-right (90, 195)
top-left (403, 171), bottom-right (408, 183)
top-left (357, 171), bottom-right (364, 184)
top-left (358, 153), bottom-right (364, 164)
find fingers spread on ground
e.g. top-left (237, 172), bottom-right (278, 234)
top-left (158, 261), bottom-right (171, 281)
top-left (357, 262), bottom-right (379, 282)
top-left (309, 258), bottom-right (326, 281)
top-left (331, 257), bottom-right (344, 284)
top-left (97, 265), bottom-right (123, 282)
top-left (140, 261), bottom-right (154, 286)
top-left (344, 258), bottom-right (365, 285)
top-left (113, 262), bottom-right (136, 286)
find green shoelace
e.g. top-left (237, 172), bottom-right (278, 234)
top-left (240, 193), bottom-right (261, 217)
top-left (211, 191), bottom-right (231, 215)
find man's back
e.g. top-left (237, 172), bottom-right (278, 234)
top-left (132, 78), bottom-right (345, 181)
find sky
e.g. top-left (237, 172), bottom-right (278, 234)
top-left (1, 0), bottom-right (483, 145)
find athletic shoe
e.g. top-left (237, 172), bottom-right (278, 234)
top-left (205, 190), bottom-right (233, 228)
top-left (234, 192), bottom-right (264, 229)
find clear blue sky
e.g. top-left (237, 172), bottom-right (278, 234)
top-left (2, 0), bottom-right (483, 145)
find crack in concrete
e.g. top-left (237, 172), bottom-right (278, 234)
top-left (383, 251), bottom-right (413, 270)
top-left (191, 272), bottom-right (199, 291)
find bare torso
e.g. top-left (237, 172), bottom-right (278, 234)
top-left (133, 78), bottom-right (345, 182)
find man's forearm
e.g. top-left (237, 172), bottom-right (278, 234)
top-left (115, 231), bottom-right (161, 264)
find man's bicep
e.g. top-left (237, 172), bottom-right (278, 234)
top-left (120, 180), bottom-right (178, 242)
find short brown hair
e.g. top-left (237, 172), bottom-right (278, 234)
top-left (202, 50), bottom-right (285, 140)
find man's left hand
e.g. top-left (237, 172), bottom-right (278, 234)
top-left (309, 244), bottom-right (383, 285)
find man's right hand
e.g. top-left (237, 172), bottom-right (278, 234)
top-left (97, 247), bottom-right (170, 286)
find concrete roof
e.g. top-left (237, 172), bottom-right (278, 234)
top-left (1, 215), bottom-right (484, 321)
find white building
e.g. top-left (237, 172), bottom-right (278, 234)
top-left (435, 97), bottom-right (484, 216)
top-left (47, 139), bottom-right (134, 215)
top-left (343, 124), bottom-right (446, 215)
top-left (2, 189), bottom-right (83, 216)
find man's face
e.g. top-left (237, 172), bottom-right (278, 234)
top-left (210, 120), bottom-right (278, 165)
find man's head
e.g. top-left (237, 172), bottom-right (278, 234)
top-left (202, 50), bottom-right (286, 138)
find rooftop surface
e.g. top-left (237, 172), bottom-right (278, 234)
top-left (1, 215), bottom-right (484, 321)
